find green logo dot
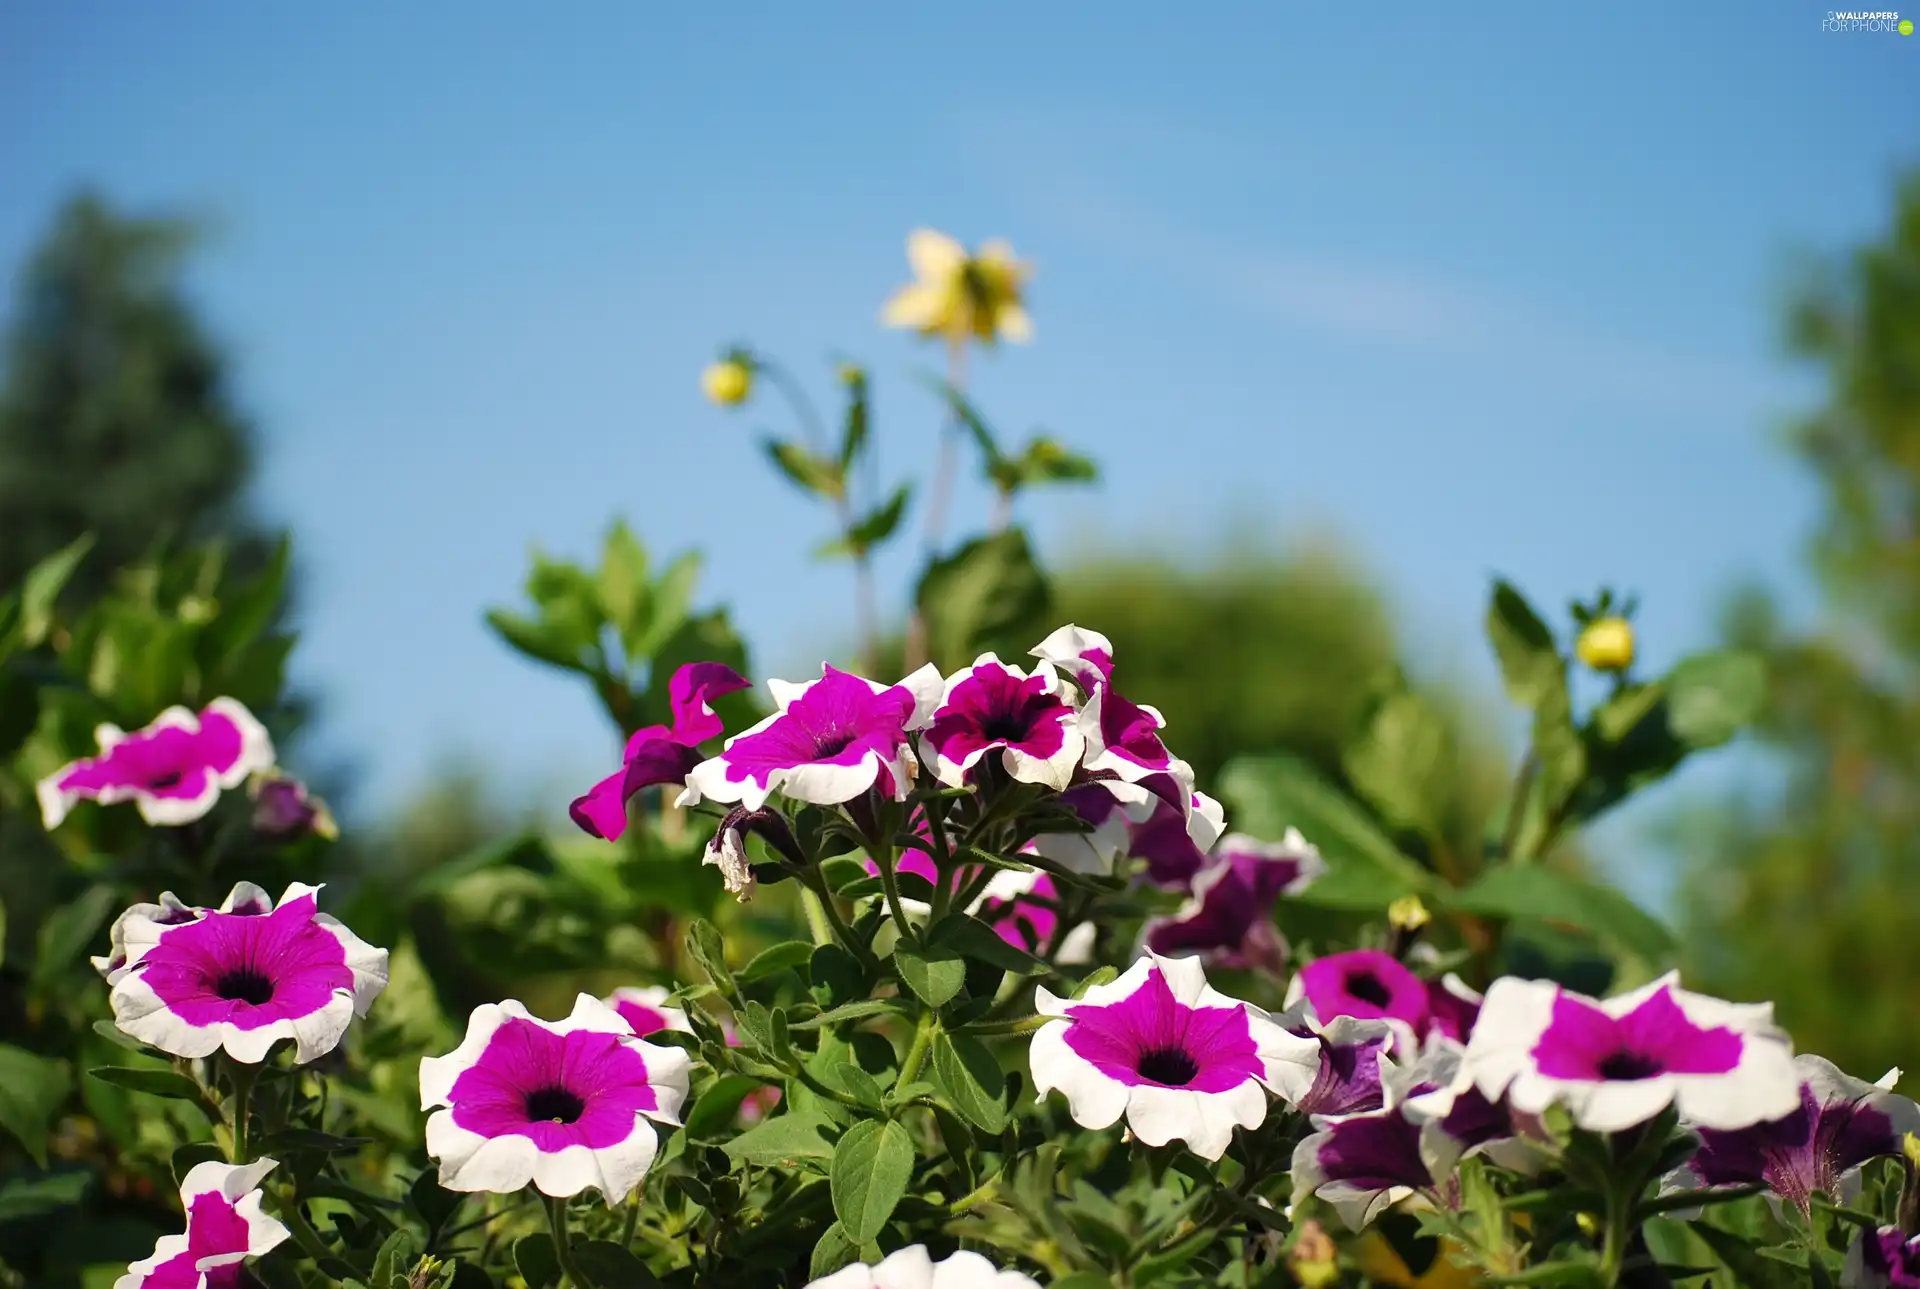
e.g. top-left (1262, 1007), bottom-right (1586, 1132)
top-left (1903, 17), bottom-right (1915, 33)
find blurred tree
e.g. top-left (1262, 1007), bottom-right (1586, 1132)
top-left (0, 192), bottom-right (275, 598)
top-left (1680, 171), bottom-right (1920, 1077)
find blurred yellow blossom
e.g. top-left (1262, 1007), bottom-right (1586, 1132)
top-left (1388, 894), bottom-right (1432, 932)
top-left (881, 227), bottom-right (1032, 347)
top-left (702, 356), bottom-right (753, 406)
top-left (1287, 1219), bottom-right (1340, 1287)
top-left (1575, 616), bottom-right (1635, 672)
top-left (1354, 1232), bottom-right (1488, 1288)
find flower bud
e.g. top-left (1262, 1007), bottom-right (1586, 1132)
top-left (1288, 1219), bottom-right (1340, 1287)
top-left (701, 357), bottom-right (753, 407)
top-left (1388, 895), bottom-right (1431, 933)
top-left (250, 772), bottom-right (338, 841)
top-left (1575, 616), bottom-right (1635, 672)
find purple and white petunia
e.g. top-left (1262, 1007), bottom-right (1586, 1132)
top-left (1027, 782), bottom-right (1149, 874)
top-left (571, 662), bottom-right (751, 840)
top-left (1289, 950), bottom-right (1434, 1040)
top-left (114, 1158), bottom-right (289, 1289)
top-left (421, 994), bottom-right (692, 1202)
top-left (921, 653), bottom-right (1084, 791)
top-left (603, 986), bottom-right (692, 1040)
top-left (1029, 625), bottom-right (1193, 788)
top-left (92, 891), bottom-right (202, 980)
top-left (1291, 1040), bottom-right (1524, 1230)
top-left (1029, 953), bottom-right (1320, 1160)
top-left (40, 698), bottom-right (275, 830)
top-left (1271, 1013), bottom-right (1399, 1118)
top-left (1668, 1055), bottom-right (1920, 1217)
top-left (680, 664), bottom-right (943, 811)
top-left (972, 865), bottom-right (1095, 964)
top-left (1849, 1227), bottom-right (1920, 1288)
top-left (805, 1245), bottom-right (1041, 1289)
top-left (1463, 972), bottom-right (1800, 1133)
top-left (1146, 828), bottom-right (1324, 967)
top-left (1123, 786), bottom-right (1227, 889)
top-left (109, 882), bottom-right (388, 1063)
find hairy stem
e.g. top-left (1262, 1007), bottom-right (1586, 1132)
top-left (547, 1194), bottom-right (590, 1289)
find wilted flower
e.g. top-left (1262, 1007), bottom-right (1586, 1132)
top-left (702, 355), bottom-right (754, 406)
top-left (681, 664), bottom-right (942, 811)
top-left (921, 653), bottom-right (1083, 791)
top-left (1576, 616), bottom-right (1635, 671)
top-left (571, 661), bottom-right (751, 841)
top-left (40, 697), bottom-right (275, 829)
top-left (1145, 829), bottom-right (1323, 966)
top-left (1029, 953), bottom-right (1319, 1161)
top-left (420, 994), bottom-right (691, 1202)
top-left (250, 771), bottom-right (337, 840)
top-left (115, 1158), bottom-right (289, 1289)
top-left (972, 865), bottom-right (1094, 963)
top-left (603, 986), bottom-right (691, 1039)
top-left (1848, 1226), bottom-right (1920, 1287)
top-left (109, 881), bottom-right (388, 1064)
top-left (1463, 972), bottom-right (1799, 1133)
top-left (806, 1245), bottom-right (1040, 1289)
top-left (880, 228), bottom-right (1032, 347)
top-left (1670, 1055), bottom-right (1920, 1217)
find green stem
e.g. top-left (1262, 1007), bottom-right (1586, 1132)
top-left (1598, 1178), bottom-right (1635, 1288)
top-left (873, 840), bottom-right (917, 946)
top-left (898, 1012), bottom-right (938, 1087)
top-left (227, 1061), bottom-right (256, 1164)
top-left (547, 1194), bottom-right (591, 1289)
top-left (964, 1014), bottom-right (1049, 1037)
top-left (801, 868), bottom-right (872, 969)
top-left (792, 1064), bottom-right (867, 1110)
top-left (280, 1193), bottom-right (336, 1267)
top-left (621, 1190), bottom-right (642, 1249)
top-left (949, 1175), bottom-right (998, 1213)
top-left (800, 887), bottom-right (834, 947)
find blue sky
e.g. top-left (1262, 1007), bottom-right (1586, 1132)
top-left (3, 4), bottom-right (1915, 900)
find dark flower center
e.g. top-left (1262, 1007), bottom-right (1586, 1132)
top-left (980, 701), bottom-right (1036, 743)
top-left (813, 730), bottom-right (857, 758)
top-left (150, 770), bottom-right (184, 790)
top-left (1598, 1050), bottom-right (1664, 1081)
top-left (524, 1086), bottom-right (587, 1124)
top-left (1345, 970), bottom-right (1392, 1009)
top-left (214, 969), bottom-right (275, 1006)
top-left (1136, 1046), bottom-right (1201, 1087)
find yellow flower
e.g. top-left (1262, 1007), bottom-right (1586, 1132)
top-left (1575, 616), bottom-right (1635, 672)
top-left (702, 357), bottom-right (753, 407)
top-left (881, 228), bottom-right (1032, 347)
top-left (1389, 895), bottom-right (1432, 933)
top-left (1354, 1232), bottom-right (1489, 1288)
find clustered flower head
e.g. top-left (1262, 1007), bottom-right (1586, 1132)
top-left (882, 228), bottom-right (1032, 347)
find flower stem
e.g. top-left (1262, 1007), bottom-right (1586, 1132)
top-left (227, 1060), bottom-right (257, 1164)
top-left (620, 1190), bottom-right (642, 1249)
top-left (279, 1191), bottom-right (336, 1267)
top-left (874, 840), bottom-right (917, 946)
top-left (898, 1012), bottom-right (937, 1088)
top-left (903, 340), bottom-right (969, 670)
top-left (547, 1194), bottom-right (591, 1289)
top-left (800, 887), bottom-right (834, 947)
top-left (964, 1014), bottom-right (1050, 1037)
top-left (1597, 1176), bottom-right (1636, 1288)
top-left (949, 1175), bottom-right (998, 1213)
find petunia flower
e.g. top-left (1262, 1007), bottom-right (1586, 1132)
top-left (92, 891), bottom-right (201, 980)
top-left (1288, 949), bottom-right (1434, 1041)
top-left (1029, 953), bottom-right (1320, 1161)
top-left (1145, 828), bottom-right (1324, 967)
top-left (1848, 1227), bottom-right (1920, 1287)
top-left (603, 986), bottom-right (691, 1039)
top-left (972, 865), bottom-right (1095, 964)
top-left (420, 994), bottom-right (692, 1202)
top-left (109, 881), bottom-right (388, 1064)
top-left (1425, 974), bottom-right (1483, 1044)
top-left (921, 654), bottom-right (1084, 791)
top-left (1292, 1040), bottom-right (1523, 1230)
top-left (1462, 972), bottom-right (1800, 1133)
top-left (571, 662), bottom-right (751, 841)
top-left (807, 1244), bottom-right (1040, 1289)
top-left (1123, 787), bottom-right (1227, 889)
top-left (249, 772), bottom-right (338, 841)
top-left (1668, 1055), bottom-right (1920, 1217)
top-left (40, 697), bottom-right (275, 830)
top-left (1027, 782), bottom-right (1148, 874)
top-left (114, 1158), bottom-right (289, 1289)
top-left (1031, 625), bottom-right (1194, 791)
top-left (681, 664), bottom-right (943, 811)
top-left (880, 228), bottom-right (1032, 348)
top-left (1271, 1013), bottom-right (1399, 1118)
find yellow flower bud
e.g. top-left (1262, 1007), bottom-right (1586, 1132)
top-left (1903, 1130), bottom-right (1920, 1169)
top-left (1288, 1219), bottom-right (1341, 1287)
top-left (1389, 895), bottom-right (1432, 932)
top-left (701, 358), bottom-right (753, 407)
top-left (1576, 616), bottom-right (1635, 672)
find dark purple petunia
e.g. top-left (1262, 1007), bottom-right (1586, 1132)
top-left (1851, 1227), bottom-right (1920, 1288)
top-left (1674, 1055), bottom-right (1920, 1217)
top-left (570, 661), bottom-right (751, 840)
top-left (250, 773), bottom-right (338, 840)
top-left (1146, 828), bottom-right (1325, 967)
top-left (1281, 1015), bottom-right (1395, 1118)
top-left (1124, 787), bottom-right (1227, 888)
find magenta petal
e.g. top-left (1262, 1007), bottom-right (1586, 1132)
top-left (667, 662), bottom-right (751, 745)
top-left (570, 769), bottom-right (634, 841)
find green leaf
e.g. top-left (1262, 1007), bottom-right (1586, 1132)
top-left (789, 999), bottom-right (904, 1030)
top-left (815, 1062), bottom-right (884, 1110)
top-left (839, 369), bottom-right (870, 469)
top-left (929, 1032), bottom-right (1006, 1133)
top-left (20, 534), bottom-right (95, 646)
top-left (207, 534), bottom-right (290, 665)
top-left (1217, 755), bottom-right (1432, 907)
top-left (1448, 865), bottom-right (1674, 961)
top-left (764, 439), bottom-right (844, 499)
top-left (571, 1241), bottom-right (663, 1289)
top-left (1343, 686), bottom-right (1451, 837)
top-left (810, 1222), bottom-right (861, 1282)
top-left (738, 940), bottom-right (815, 983)
top-left (0, 1044), bottom-right (70, 1166)
top-left (371, 1229), bottom-right (416, 1289)
top-left (819, 486), bottom-right (913, 560)
top-left (914, 529), bottom-right (1050, 670)
top-left (1593, 681), bottom-right (1665, 743)
top-left (930, 913), bottom-right (1046, 975)
top-left (1486, 579), bottom-right (1561, 709)
top-left (722, 1108), bottom-right (838, 1166)
top-left (597, 520), bottom-right (650, 652)
top-left (483, 609), bottom-right (584, 674)
top-left (1013, 436), bottom-right (1098, 488)
top-left (1664, 651), bottom-right (1766, 748)
top-left (259, 1128), bottom-right (376, 1155)
top-left (934, 381), bottom-right (1005, 471)
top-left (809, 944), bottom-right (864, 1007)
top-left (0, 1169), bottom-right (89, 1223)
top-left (685, 919), bottom-right (736, 997)
top-left (684, 1074), bottom-right (763, 1139)
top-left (830, 1119), bottom-right (914, 1243)
top-left (87, 1066), bottom-right (209, 1104)
top-left (512, 1234), bottom-right (559, 1289)
top-left (892, 943), bottom-right (965, 1007)
top-left (634, 551), bottom-right (703, 661)
top-left (33, 886), bottom-right (118, 996)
